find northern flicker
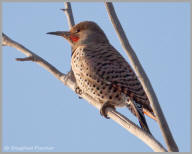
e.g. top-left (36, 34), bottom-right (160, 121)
top-left (47, 21), bottom-right (156, 134)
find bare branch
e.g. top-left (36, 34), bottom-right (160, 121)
top-left (2, 2), bottom-right (170, 152)
top-left (62, 2), bottom-right (75, 28)
top-left (105, 2), bottom-right (178, 152)
top-left (16, 56), bottom-right (35, 61)
top-left (62, 2), bottom-right (76, 80)
top-left (2, 32), bottom-right (167, 152)
top-left (2, 33), bottom-right (64, 81)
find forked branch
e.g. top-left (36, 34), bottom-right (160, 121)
top-left (62, 2), bottom-right (75, 28)
top-left (2, 32), bottom-right (166, 152)
top-left (2, 2), bottom-right (168, 152)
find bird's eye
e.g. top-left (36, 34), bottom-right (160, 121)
top-left (75, 29), bottom-right (80, 33)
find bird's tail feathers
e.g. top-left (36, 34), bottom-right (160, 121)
top-left (143, 108), bottom-right (157, 121)
top-left (126, 100), bottom-right (151, 135)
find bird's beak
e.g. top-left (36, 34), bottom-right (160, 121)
top-left (47, 31), bottom-right (70, 39)
top-left (47, 31), bottom-right (76, 46)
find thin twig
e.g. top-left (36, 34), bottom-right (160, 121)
top-left (62, 2), bottom-right (75, 28)
top-left (105, 2), bottom-right (178, 152)
top-left (2, 32), bottom-right (167, 152)
top-left (2, 33), bottom-right (64, 81)
top-left (62, 2), bottom-right (76, 81)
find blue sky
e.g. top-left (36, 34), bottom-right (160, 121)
top-left (2, 2), bottom-right (190, 152)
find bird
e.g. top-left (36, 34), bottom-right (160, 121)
top-left (47, 21), bottom-right (157, 134)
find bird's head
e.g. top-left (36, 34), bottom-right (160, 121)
top-left (47, 21), bottom-right (109, 49)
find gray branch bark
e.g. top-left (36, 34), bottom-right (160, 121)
top-left (105, 2), bottom-right (178, 152)
top-left (2, 32), bottom-right (166, 152)
top-left (2, 2), bottom-right (170, 152)
top-left (63, 2), bottom-right (75, 28)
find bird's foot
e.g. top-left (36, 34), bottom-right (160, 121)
top-left (100, 101), bottom-right (115, 119)
top-left (75, 86), bottom-right (82, 95)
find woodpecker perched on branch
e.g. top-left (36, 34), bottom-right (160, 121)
top-left (47, 21), bottom-right (156, 134)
